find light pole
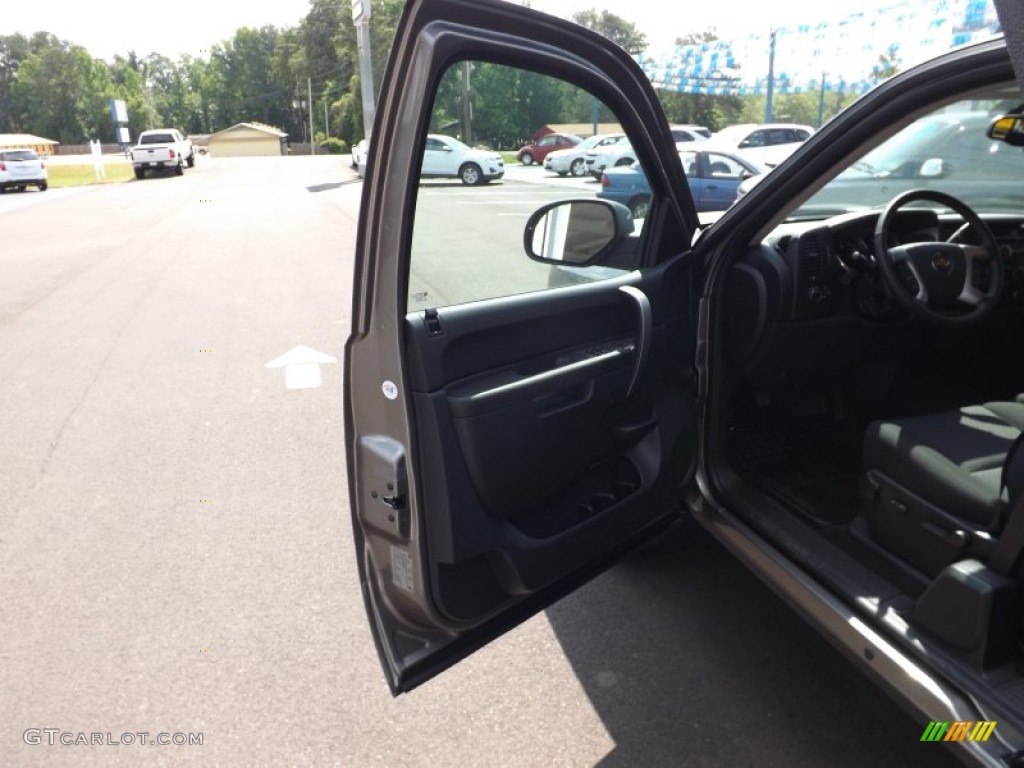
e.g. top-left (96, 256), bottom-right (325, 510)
top-left (462, 60), bottom-right (472, 144)
top-left (352, 0), bottom-right (376, 138)
top-left (144, 77), bottom-right (156, 130)
top-left (817, 72), bottom-right (827, 128)
top-left (308, 76), bottom-right (315, 154)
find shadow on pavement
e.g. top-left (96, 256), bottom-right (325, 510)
top-left (307, 179), bottom-right (364, 193)
top-left (545, 519), bottom-right (962, 768)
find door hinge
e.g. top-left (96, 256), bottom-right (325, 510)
top-left (358, 436), bottom-right (410, 538)
top-left (424, 307), bottom-right (443, 336)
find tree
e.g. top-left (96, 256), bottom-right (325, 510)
top-left (872, 44), bottom-right (901, 83)
top-left (334, 0), bottom-right (406, 143)
top-left (0, 34), bottom-right (31, 133)
top-left (11, 40), bottom-right (110, 143)
top-left (571, 9), bottom-right (647, 55)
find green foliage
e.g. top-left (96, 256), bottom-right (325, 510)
top-left (572, 9), bottom-right (647, 55)
top-left (428, 61), bottom-right (613, 150)
top-left (319, 136), bottom-right (349, 154)
top-left (0, 9), bottom-right (875, 149)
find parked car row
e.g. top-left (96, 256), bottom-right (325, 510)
top-left (524, 122), bottom-right (811, 180)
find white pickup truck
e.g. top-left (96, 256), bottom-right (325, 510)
top-left (130, 129), bottom-right (195, 179)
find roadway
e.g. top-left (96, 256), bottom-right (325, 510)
top-left (0, 155), bottom-right (958, 766)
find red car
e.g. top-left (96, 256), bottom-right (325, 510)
top-left (516, 132), bottom-right (580, 165)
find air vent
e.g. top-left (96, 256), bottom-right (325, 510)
top-left (799, 235), bottom-right (823, 275)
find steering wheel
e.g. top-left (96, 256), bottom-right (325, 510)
top-left (874, 189), bottom-right (1003, 326)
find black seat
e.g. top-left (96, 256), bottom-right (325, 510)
top-left (862, 401), bottom-right (1024, 575)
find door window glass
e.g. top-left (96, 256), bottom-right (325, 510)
top-left (408, 62), bottom-right (642, 312)
top-left (706, 153), bottom-right (746, 178)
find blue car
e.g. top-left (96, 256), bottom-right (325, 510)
top-left (598, 149), bottom-right (766, 218)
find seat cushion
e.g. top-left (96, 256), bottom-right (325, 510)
top-left (863, 402), bottom-right (1024, 527)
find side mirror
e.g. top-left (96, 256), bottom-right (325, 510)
top-left (919, 158), bottom-right (945, 177)
top-left (523, 199), bottom-right (634, 266)
top-left (988, 113), bottom-right (1024, 147)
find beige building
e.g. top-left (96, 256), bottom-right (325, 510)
top-left (0, 133), bottom-right (59, 155)
top-left (206, 123), bottom-right (288, 157)
top-left (534, 123), bottom-right (623, 140)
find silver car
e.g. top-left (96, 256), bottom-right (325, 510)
top-left (544, 133), bottom-right (624, 177)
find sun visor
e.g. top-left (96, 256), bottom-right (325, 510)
top-left (994, 0), bottom-right (1024, 97)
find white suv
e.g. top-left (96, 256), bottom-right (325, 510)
top-left (703, 123), bottom-right (814, 167)
top-left (670, 124), bottom-right (711, 148)
top-left (421, 134), bottom-right (504, 185)
top-left (0, 149), bottom-right (48, 192)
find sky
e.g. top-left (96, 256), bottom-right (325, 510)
top-left (5, 0), bottom-right (885, 62)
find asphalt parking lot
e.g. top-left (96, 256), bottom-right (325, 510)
top-left (0, 155), bottom-right (959, 767)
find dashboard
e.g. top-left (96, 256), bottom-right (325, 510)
top-left (722, 209), bottom-right (1024, 374)
top-left (761, 209), bottom-right (1024, 321)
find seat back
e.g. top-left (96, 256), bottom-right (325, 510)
top-left (1001, 431), bottom-right (1024, 506)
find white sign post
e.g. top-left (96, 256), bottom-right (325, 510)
top-left (90, 139), bottom-right (105, 180)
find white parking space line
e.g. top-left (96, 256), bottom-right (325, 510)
top-left (456, 200), bottom-right (551, 205)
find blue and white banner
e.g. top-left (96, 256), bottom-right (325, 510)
top-left (636, 0), bottom-right (1001, 96)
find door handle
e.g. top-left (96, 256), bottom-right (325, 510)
top-left (618, 285), bottom-right (651, 399)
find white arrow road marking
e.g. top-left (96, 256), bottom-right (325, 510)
top-left (265, 345), bottom-right (337, 390)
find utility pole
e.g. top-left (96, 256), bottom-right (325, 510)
top-left (308, 76), bottom-right (315, 155)
top-left (352, 0), bottom-right (376, 138)
top-left (462, 60), bottom-right (472, 144)
top-left (817, 72), bottom-right (827, 128)
top-left (764, 29), bottom-right (776, 123)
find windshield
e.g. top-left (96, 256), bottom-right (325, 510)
top-left (578, 135), bottom-right (608, 150)
top-left (3, 150), bottom-right (38, 161)
top-left (711, 125), bottom-right (752, 143)
top-left (796, 88), bottom-right (1024, 216)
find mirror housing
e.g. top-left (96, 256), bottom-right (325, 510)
top-left (987, 113), bottom-right (1024, 147)
top-left (523, 199), bottom-right (634, 267)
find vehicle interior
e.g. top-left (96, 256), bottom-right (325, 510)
top-left (711, 78), bottom-right (1024, 723)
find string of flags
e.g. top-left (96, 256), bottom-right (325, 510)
top-left (634, 0), bottom-right (1001, 96)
